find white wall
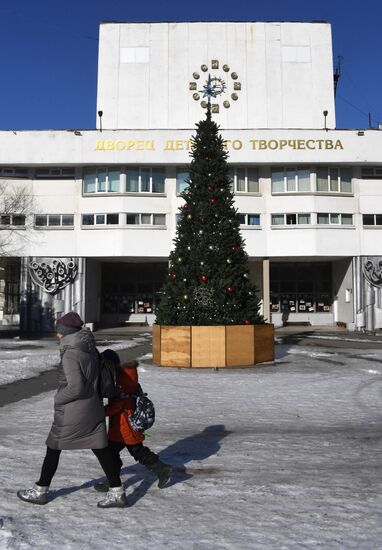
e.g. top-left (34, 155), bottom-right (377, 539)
top-left (0, 128), bottom-right (381, 259)
top-left (332, 258), bottom-right (354, 325)
top-left (1, 129), bottom-right (381, 165)
top-left (96, 22), bottom-right (335, 130)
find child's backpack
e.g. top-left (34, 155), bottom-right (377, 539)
top-left (98, 349), bottom-right (120, 400)
top-left (128, 392), bottom-right (155, 432)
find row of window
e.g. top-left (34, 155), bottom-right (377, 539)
top-left (271, 213), bottom-right (354, 226)
top-left (2, 213), bottom-right (382, 229)
top-left (271, 167), bottom-right (352, 193)
top-left (1, 165), bottom-right (381, 181)
top-left (0, 167), bottom-right (75, 179)
top-left (0, 214), bottom-right (26, 226)
top-left (82, 213), bottom-right (166, 226)
top-left (83, 166), bottom-right (355, 195)
top-left (0, 165), bottom-right (379, 197)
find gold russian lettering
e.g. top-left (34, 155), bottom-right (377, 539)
top-left (94, 140), bottom-right (105, 151)
top-left (259, 140), bottom-right (267, 150)
top-left (316, 140), bottom-right (325, 149)
top-left (145, 140), bottom-right (155, 150)
top-left (135, 140), bottom-right (144, 150)
top-left (306, 140), bottom-right (315, 150)
top-left (334, 140), bottom-right (344, 150)
top-left (125, 140), bottom-right (136, 150)
top-left (325, 140), bottom-right (334, 149)
top-left (105, 140), bottom-right (115, 151)
top-left (223, 140), bottom-right (230, 150)
top-left (164, 140), bottom-right (175, 150)
top-left (184, 140), bottom-right (191, 150)
top-left (297, 140), bottom-right (306, 150)
top-left (250, 140), bottom-right (258, 149)
top-left (232, 140), bottom-right (243, 150)
top-left (279, 140), bottom-right (287, 149)
top-left (268, 140), bottom-right (279, 150)
top-left (175, 140), bottom-right (184, 150)
top-left (115, 140), bottom-right (126, 151)
top-left (288, 140), bottom-right (296, 149)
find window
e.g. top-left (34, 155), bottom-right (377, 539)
top-left (83, 168), bottom-right (120, 193)
top-left (126, 213), bottom-right (166, 226)
top-left (81, 213), bottom-right (119, 226)
top-left (0, 167), bottom-right (29, 178)
top-left (35, 214), bottom-right (75, 228)
top-left (239, 214), bottom-right (261, 226)
top-left (361, 167), bottom-right (382, 179)
top-left (120, 47), bottom-right (149, 64)
top-left (126, 167), bottom-right (165, 193)
top-left (317, 213), bottom-right (353, 225)
top-left (230, 166), bottom-right (259, 193)
top-left (271, 262), bottom-right (332, 314)
top-left (363, 214), bottom-right (382, 225)
top-left (36, 168), bottom-right (75, 179)
top-left (176, 169), bottom-right (189, 194)
top-left (0, 214), bottom-right (25, 227)
top-left (316, 167), bottom-right (352, 193)
top-left (272, 167), bottom-right (311, 193)
top-left (271, 213), bottom-right (311, 226)
top-left (101, 262), bottom-right (167, 315)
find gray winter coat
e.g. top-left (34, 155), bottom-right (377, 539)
top-left (46, 328), bottom-right (107, 450)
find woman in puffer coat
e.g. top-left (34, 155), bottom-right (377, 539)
top-left (17, 312), bottom-right (126, 508)
top-left (94, 351), bottom-right (171, 493)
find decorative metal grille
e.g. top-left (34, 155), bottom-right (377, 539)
top-left (29, 259), bottom-right (78, 295)
top-left (363, 256), bottom-right (382, 288)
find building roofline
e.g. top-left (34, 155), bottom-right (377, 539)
top-left (99, 20), bottom-right (330, 25)
top-left (1, 127), bottom-right (380, 133)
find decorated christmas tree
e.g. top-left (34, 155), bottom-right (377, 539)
top-left (155, 106), bottom-right (264, 326)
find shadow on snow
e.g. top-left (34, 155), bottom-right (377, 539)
top-left (51, 424), bottom-right (230, 506)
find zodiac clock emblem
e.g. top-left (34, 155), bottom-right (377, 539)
top-left (189, 60), bottom-right (242, 113)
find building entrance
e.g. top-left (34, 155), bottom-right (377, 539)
top-left (270, 262), bottom-right (332, 319)
top-left (101, 262), bottom-right (167, 325)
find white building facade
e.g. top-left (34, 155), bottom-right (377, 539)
top-left (0, 22), bottom-right (381, 331)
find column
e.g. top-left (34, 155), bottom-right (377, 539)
top-left (262, 257), bottom-right (270, 323)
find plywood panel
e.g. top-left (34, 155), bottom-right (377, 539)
top-left (161, 326), bottom-right (191, 367)
top-left (192, 326), bottom-right (226, 367)
top-left (226, 325), bottom-right (255, 367)
top-left (254, 324), bottom-right (275, 364)
top-left (152, 324), bottom-right (161, 365)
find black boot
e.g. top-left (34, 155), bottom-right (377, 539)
top-left (147, 460), bottom-right (172, 488)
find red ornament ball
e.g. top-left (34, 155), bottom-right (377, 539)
top-left (210, 197), bottom-right (217, 205)
top-left (227, 286), bottom-right (233, 294)
top-left (207, 185), bottom-right (213, 192)
top-left (201, 274), bottom-right (208, 283)
top-left (204, 156), bottom-right (209, 160)
top-left (188, 191), bottom-right (193, 197)
top-left (183, 203), bottom-right (189, 209)
top-left (244, 319), bottom-right (251, 325)
top-left (231, 245), bottom-right (237, 252)
top-left (169, 273), bottom-right (177, 280)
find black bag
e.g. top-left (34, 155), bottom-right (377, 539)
top-left (98, 349), bottom-right (120, 399)
top-left (128, 393), bottom-right (155, 432)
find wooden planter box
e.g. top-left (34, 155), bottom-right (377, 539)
top-left (152, 324), bottom-right (274, 368)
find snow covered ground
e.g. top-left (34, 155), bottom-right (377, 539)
top-left (1, 339), bottom-right (382, 549)
top-left (0, 334), bottom-right (151, 386)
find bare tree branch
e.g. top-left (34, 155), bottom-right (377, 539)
top-left (0, 182), bottom-right (36, 256)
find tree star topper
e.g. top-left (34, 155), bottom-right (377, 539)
top-left (200, 74), bottom-right (226, 102)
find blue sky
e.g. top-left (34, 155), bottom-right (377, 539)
top-left (0, 0), bottom-right (381, 130)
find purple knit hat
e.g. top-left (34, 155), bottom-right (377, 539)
top-left (56, 312), bottom-right (83, 335)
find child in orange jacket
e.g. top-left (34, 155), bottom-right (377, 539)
top-left (95, 351), bottom-right (171, 492)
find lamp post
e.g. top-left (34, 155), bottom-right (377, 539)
top-left (98, 110), bottom-right (103, 132)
